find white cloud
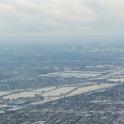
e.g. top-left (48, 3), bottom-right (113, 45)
top-left (99, 0), bottom-right (124, 17)
top-left (0, 3), bottom-right (15, 14)
top-left (0, 0), bottom-right (124, 36)
top-left (0, 0), bottom-right (96, 21)
top-left (39, 0), bottom-right (96, 21)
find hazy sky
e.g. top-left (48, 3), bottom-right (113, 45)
top-left (0, 0), bottom-right (124, 41)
